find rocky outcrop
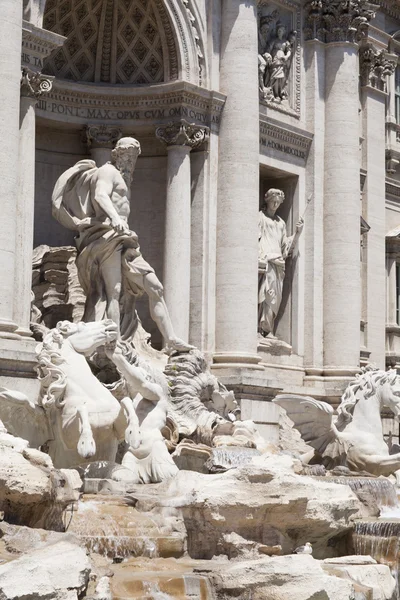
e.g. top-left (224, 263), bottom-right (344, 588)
top-left (0, 539), bottom-right (91, 600)
top-left (0, 432), bottom-right (81, 530)
top-left (197, 554), bottom-right (395, 600)
top-left (158, 454), bottom-right (363, 559)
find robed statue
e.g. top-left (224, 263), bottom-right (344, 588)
top-left (258, 189), bottom-right (303, 336)
top-left (52, 136), bottom-right (192, 352)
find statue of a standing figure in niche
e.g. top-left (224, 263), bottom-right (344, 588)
top-left (52, 137), bottom-right (193, 353)
top-left (258, 14), bottom-right (296, 103)
top-left (258, 189), bottom-right (303, 338)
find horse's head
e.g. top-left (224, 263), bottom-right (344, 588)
top-left (379, 369), bottom-right (400, 419)
top-left (56, 319), bottom-right (118, 356)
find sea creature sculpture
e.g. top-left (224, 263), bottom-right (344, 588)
top-left (274, 367), bottom-right (400, 476)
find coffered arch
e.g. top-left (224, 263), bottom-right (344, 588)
top-left (42, 0), bottom-right (204, 86)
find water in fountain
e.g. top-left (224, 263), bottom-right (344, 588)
top-left (205, 446), bottom-right (261, 473)
top-left (143, 581), bottom-right (174, 600)
top-left (315, 476), bottom-right (398, 513)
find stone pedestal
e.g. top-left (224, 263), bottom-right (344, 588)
top-left (156, 122), bottom-right (207, 343)
top-left (214, 0), bottom-right (261, 369)
top-left (0, 0), bottom-right (23, 338)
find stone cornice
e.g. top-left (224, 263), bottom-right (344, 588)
top-left (378, 0), bottom-right (400, 21)
top-left (304, 0), bottom-right (378, 44)
top-left (22, 21), bottom-right (65, 72)
top-left (35, 80), bottom-right (226, 130)
top-left (259, 116), bottom-right (313, 162)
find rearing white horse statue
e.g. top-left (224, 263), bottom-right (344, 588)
top-left (274, 367), bottom-right (400, 476)
top-left (0, 320), bottom-right (138, 469)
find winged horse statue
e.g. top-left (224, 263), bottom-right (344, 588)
top-left (274, 367), bottom-right (400, 477)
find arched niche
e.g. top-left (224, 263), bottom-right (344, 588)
top-left (40, 0), bottom-right (204, 86)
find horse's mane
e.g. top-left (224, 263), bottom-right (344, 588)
top-left (164, 350), bottom-right (224, 443)
top-left (35, 323), bottom-right (77, 410)
top-left (337, 366), bottom-right (398, 428)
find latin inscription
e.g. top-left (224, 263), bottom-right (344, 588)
top-left (22, 53), bottom-right (43, 68)
top-left (260, 136), bottom-right (306, 160)
top-left (36, 99), bottom-right (220, 125)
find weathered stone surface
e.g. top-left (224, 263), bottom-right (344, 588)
top-left (322, 560), bottom-right (396, 600)
top-left (198, 554), bottom-right (395, 600)
top-left (0, 522), bottom-right (80, 555)
top-left (0, 437), bottom-right (80, 530)
top-left (0, 540), bottom-right (90, 600)
top-left (160, 454), bottom-right (363, 558)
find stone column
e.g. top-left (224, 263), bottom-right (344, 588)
top-left (387, 255), bottom-right (397, 327)
top-left (360, 45), bottom-right (397, 367)
top-left (14, 69), bottom-right (53, 336)
top-left (214, 0), bottom-right (261, 368)
top-left (0, 0), bottom-right (23, 338)
top-left (304, 0), bottom-right (376, 376)
top-left (85, 124), bottom-right (122, 166)
top-left (156, 122), bottom-right (207, 343)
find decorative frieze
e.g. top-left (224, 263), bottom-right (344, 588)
top-left (304, 0), bottom-right (378, 44)
top-left (156, 121), bottom-right (208, 148)
top-left (35, 81), bottom-right (226, 130)
top-left (20, 68), bottom-right (53, 100)
top-left (259, 117), bottom-right (313, 162)
top-left (85, 125), bottom-right (122, 149)
top-left (359, 43), bottom-right (397, 91)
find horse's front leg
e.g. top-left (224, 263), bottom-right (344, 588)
top-left (76, 404), bottom-right (96, 459)
top-left (114, 396), bottom-right (141, 450)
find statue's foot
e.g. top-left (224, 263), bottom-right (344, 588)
top-left (164, 337), bottom-right (195, 354)
top-left (77, 429), bottom-right (96, 459)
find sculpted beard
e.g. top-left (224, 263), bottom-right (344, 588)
top-left (116, 152), bottom-right (136, 183)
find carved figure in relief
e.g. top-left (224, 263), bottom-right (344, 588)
top-left (52, 137), bottom-right (192, 352)
top-left (0, 320), bottom-right (139, 471)
top-left (106, 341), bottom-right (178, 483)
top-left (258, 189), bottom-right (303, 336)
top-left (274, 366), bottom-right (400, 477)
top-left (258, 12), bottom-right (296, 103)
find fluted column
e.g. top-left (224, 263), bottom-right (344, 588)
top-left (0, 0), bottom-right (23, 338)
top-left (304, 0), bottom-right (376, 376)
top-left (14, 69), bottom-right (53, 336)
top-left (85, 124), bottom-right (122, 167)
top-left (214, 0), bottom-right (261, 368)
top-left (156, 122), bottom-right (207, 342)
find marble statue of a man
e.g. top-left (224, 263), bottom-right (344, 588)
top-left (258, 189), bottom-right (303, 336)
top-left (52, 137), bottom-right (192, 352)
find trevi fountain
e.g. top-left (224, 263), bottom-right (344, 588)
top-left (3, 0), bottom-right (400, 599)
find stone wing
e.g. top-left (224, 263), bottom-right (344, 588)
top-left (273, 394), bottom-right (338, 455)
top-left (0, 388), bottom-right (51, 449)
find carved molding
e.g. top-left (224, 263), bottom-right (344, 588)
top-left (359, 43), bottom-right (397, 91)
top-left (35, 80), bottom-right (226, 130)
top-left (22, 20), bottom-right (66, 72)
top-left (378, 0), bottom-right (400, 21)
top-left (20, 68), bottom-right (53, 99)
top-left (85, 124), bottom-right (122, 148)
top-left (182, 0), bottom-right (205, 85)
top-left (156, 120), bottom-right (208, 148)
top-left (259, 116), bottom-right (313, 162)
top-left (304, 0), bottom-right (378, 44)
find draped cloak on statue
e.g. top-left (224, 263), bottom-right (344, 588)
top-left (258, 211), bottom-right (292, 335)
top-left (52, 160), bottom-right (154, 339)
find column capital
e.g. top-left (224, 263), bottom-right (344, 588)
top-left (359, 43), bottom-right (397, 92)
top-left (156, 121), bottom-right (208, 149)
top-left (85, 124), bottom-right (122, 149)
top-left (20, 68), bottom-right (53, 100)
top-left (304, 0), bottom-right (378, 44)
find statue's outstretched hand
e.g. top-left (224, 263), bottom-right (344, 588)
top-left (296, 217), bottom-right (304, 233)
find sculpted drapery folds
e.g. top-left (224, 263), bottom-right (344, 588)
top-left (258, 189), bottom-right (303, 336)
top-left (258, 11), bottom-right (296, 103)
top-left (52, 136), bottom-right (192, 352)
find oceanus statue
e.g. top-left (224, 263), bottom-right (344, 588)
top-left (274, 367), bottom-right (400, 476)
